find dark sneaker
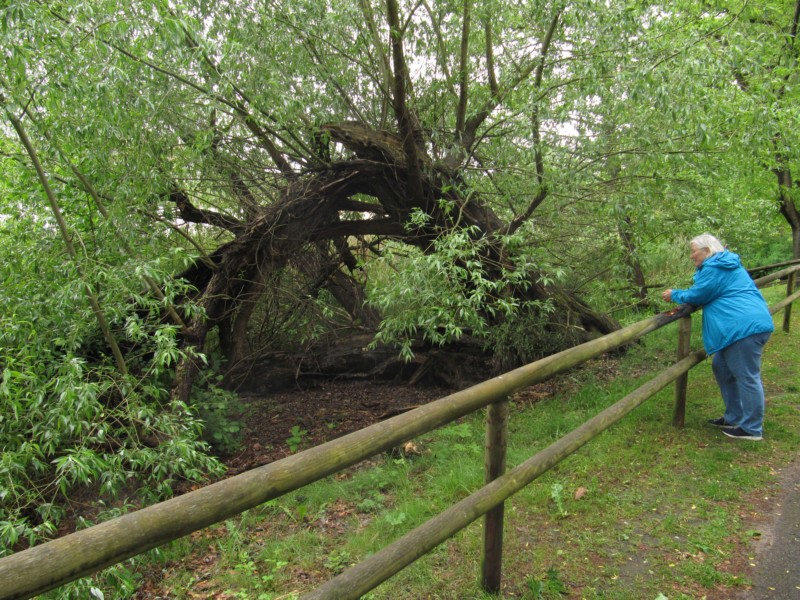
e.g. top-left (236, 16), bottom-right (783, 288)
top-left (723, 427), bottom-right (763, 441)
top-left (707, 417), bottom-right (736, 429)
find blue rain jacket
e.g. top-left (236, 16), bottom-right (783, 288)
top-left (670, 250), bottom-right (774, 354)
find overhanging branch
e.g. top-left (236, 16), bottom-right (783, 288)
top-left (169, 189), bottom-right (244, 233)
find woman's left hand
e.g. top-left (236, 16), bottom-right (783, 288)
top-left (661, 289), bottom-right (672, 302)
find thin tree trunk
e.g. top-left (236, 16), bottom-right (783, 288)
top-left (20, 104), bottom-right (187, 329)
top-left (618, 216), bottom-right (649, 307)
top-left (776, 169), bottom-right (800, 259)
top-left (3, 102), bottom-right (129, 375)
top-left (227, 267), bottom-right (267, 370)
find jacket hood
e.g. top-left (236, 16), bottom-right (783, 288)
top-left (701, 250), bottom-right (741, 270)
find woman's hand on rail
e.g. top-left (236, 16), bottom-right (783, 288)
top-left (661, 289), bottom-right (672, 302)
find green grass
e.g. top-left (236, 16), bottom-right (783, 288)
top-left (108, 287), bottom-right (800, 599)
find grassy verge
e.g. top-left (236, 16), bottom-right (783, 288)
top-left (129, 288), bottom-right (800, 600)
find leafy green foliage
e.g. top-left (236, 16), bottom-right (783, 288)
top-left (0, 214), bottom-right (224, 562)
top-left (193, 380), bottom-right (244, 455)
top-left (525, 567), bottom-right (568, 599)
top-left (367, 213), bottom-right (547, 360)
top-left (549, 483), bottom-right (569, 519)
top-left (286, 425), bottom-right (309, 453)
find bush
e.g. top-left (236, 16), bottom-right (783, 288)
top-left (0, 230), bottom-right (224, 562)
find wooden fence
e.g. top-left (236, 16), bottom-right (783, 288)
top-left (2, 261), bottom-right (800, 600)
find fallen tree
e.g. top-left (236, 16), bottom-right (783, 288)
top-left (171, 116), bottom-right (620, 399)
top-left (163, 3), bottom-right (621, 400)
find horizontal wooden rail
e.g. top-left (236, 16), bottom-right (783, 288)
top-left (0, 307), bottom-right (693, 600)
top-left (747, 258), bottom-right (800, 274)
top-left (752, 263), bottom-right (800, 288)
top-left (768, 287), bottom-right (800, 315)
top-left (301, 350), bottom-right (707, 600)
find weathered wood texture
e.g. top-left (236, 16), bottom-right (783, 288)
top-left (747, 258), bottom-right (800, 277)
top-left (481, 399), bottom-right (509, 592)
top-left (752, 263), bottom-right (800, 288)
top-left (783, 272), bottom-right (795, 332)
top-left (673, 316), bottom-right (692, 427)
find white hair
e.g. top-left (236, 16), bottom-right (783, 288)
top-left (690, 233), bottom-right (725, 256)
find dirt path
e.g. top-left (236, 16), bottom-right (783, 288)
top-left (736, 457), bottom-right (800, 599)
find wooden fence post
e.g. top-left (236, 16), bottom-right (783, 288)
top-left (783, 272), bottom-right (795, 333)
top-left (481, 398), bottom-right (509, 593)
top-left (673, 316), bottom-right (691, 427)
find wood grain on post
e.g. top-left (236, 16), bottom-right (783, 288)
top-left (673, 316), bottom-right (692, 427)
top-left (783, 272), bottom-right (795, 333)
top-left (481, 398), bottom-right (509, 592)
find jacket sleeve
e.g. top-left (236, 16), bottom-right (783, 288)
top-left (671, 268), bottom-right (722, 306)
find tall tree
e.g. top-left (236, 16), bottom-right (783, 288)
top-left (7, 0), bottom-right (637, 398)
top-left (638, 0), bottom-right (800, 257)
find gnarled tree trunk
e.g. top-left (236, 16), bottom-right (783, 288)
top-left (167, 3), bottom-right (620, 402)
top-left (170, 121), bottom-right (619, 401)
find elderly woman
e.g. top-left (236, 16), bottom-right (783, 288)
top-left (661, 233), bottom-right (774, 440)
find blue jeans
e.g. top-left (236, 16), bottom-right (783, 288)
top-left (711, 332), bottom-right (771, 436)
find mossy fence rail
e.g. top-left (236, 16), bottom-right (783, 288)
top-left (2, 261), bottom-right (799, 600)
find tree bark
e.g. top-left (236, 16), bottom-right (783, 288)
top-left (164, 1), bottom-right (616, 399)
top-left (618, 216), bottom-right (649, 307)
top-left (776, 168), bottom-right (800, 259)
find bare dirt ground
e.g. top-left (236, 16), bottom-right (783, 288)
top-left (219, 380), bottom-right (459, 475)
